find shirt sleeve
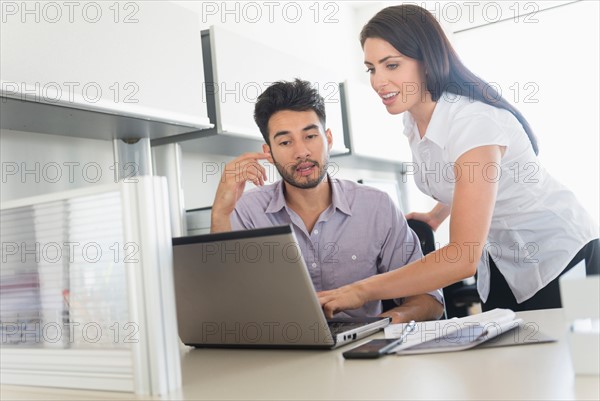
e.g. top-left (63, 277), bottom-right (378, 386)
top-left (229, 199), bottom-right (256, 231)
top-left (446, 112), bottom-right (511, 164)
top-left (376, 194), bottom-right (444, 306)
top-left (230, 209), bottom-right (247, 231)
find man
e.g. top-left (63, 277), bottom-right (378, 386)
top-left (211, 79), bottom-right (443, 323)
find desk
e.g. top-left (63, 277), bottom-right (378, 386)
top-left (1, 309), bottom-right (599, 400)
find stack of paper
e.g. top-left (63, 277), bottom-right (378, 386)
top-left (384, 308), bottom-right (524, 354)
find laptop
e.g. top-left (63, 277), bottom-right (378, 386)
top-left (172, 225), bottom-right (390, 349)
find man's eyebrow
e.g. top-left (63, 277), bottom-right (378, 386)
top-left (273, 124), bottom-right (319, 140)
top-left (364, 55), bottom-right (403, 65)
top-left (273, 131), bottom-right (290, 140)
top-left (302, 124), bottom-right (320, 132)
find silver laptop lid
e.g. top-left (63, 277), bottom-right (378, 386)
top-left (172, 225), bottom-right (337, 348)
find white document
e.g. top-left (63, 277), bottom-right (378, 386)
top-left (384, 308), bottom-right (522, 354)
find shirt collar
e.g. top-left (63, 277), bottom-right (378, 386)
top-left (265, 180), bottom-right (287, 214)
top-left (403, 92), bottom-right (456, 148)
top-left (330, 177), bottom-right (352, 216)
top-left (265, 175), bottom-right (352, 216)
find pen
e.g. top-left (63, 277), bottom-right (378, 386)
top-left (380, 320), bottom-right (417, 355)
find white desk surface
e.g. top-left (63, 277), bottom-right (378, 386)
top-left (2, 308), bottom-right (599, 400)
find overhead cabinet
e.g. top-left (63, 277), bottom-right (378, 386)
top-left (0, 1), bottom-right (211, 140)
top-left (184, 25), bottom-right (349, 156)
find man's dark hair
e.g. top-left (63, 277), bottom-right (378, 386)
top-left (254, 79), bottom-right (326, 145)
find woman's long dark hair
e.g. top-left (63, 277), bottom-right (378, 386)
top-left (360, 4), bottom-right (539, 155)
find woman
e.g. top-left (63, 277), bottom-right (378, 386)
top-left (318, 4), bottom-right (599, 315)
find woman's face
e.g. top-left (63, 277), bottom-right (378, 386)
top-left (363, 37), bottom-right (427, 115)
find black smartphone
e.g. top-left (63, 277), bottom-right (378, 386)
top-left (342, 339), bottom-right (399, 359)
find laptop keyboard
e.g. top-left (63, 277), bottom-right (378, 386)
top-left (328, 322), bottom-right (366, 336)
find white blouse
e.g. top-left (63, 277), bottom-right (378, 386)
top-left (404, 92), bottom-right (598, 303)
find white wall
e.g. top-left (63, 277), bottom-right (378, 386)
top-left (451, 0), bottom-right (599, 226)
top-left (173, 1), bottom-right (361, 79)
top-left (0, 130), bottom-right (115, 202)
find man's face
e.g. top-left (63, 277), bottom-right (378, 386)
top-left (263, 109), bottom-right (332, 189)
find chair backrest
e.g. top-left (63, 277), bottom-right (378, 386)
top-left (406, 219), bottom-right (436, 256)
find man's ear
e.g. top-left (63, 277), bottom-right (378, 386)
top-left (325, 129), bottom-right (333, 151)
top-left (262, 143), bottom-right (271, 154)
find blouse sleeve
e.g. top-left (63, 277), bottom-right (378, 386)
top-left (446, 111), bottom-right (512, 163)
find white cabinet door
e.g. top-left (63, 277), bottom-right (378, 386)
top-left (206, 25), bottom-right (348, 155)
top-left (1, 1), bottom-right (210, 129)
top-left (342, 80), bottom-right (412, 163)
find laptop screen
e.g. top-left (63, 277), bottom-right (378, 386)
top-left (172, 225), bottom-right (337, 348)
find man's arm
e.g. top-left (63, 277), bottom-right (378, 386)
top-left (211, 152), bottom-right (271, 233)
top-left (379, 294), bottom-right (444, 324)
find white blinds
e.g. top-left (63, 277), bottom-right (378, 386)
top-left (1, 192), bottom-right (130, 349)
top-left (0, 177), bottom-right (181, 395)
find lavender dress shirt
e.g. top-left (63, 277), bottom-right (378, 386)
top-left (231, 177), bottom-right (444, 318)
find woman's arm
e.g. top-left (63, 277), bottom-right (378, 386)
top-left (319, 145), bottom-right (504, 317)
top-left (406, 202), bottom-right (451, 231)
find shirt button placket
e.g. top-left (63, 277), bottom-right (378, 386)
top-left (422, 147), bottom-right (432, 192)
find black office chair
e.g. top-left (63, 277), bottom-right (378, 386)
top-left (380, 219), bottom-right (435, 313)
top-left (444, 278), bottom-right (481, 319)
top-left (381, 219), bottom-right (481, 318)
